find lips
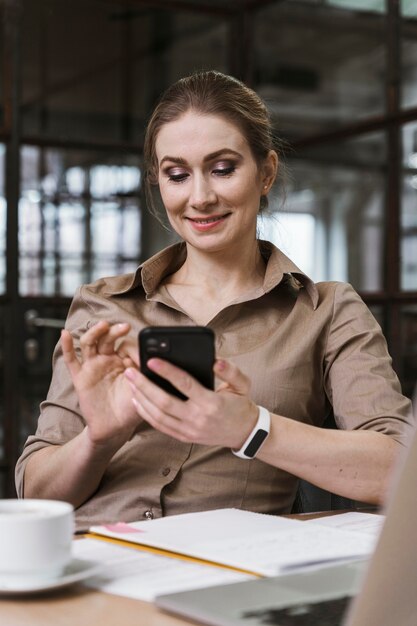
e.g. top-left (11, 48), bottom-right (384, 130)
top-left (189, 216), bottom-right (224, 225)
top-left (187, 213), bottom-right (231, 224)
top-left (185, 213), bottom-right (231, 232)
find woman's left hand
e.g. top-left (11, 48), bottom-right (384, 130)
top-left (124, 358), bottom-right (259, 449)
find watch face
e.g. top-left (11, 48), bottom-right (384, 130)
top-left (243, 429), bottom-right (269, 458)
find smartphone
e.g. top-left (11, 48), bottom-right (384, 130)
top-left (139, 326), bottom-right (215, 400)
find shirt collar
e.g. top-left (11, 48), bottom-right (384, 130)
top-left (105, 240), bottom-right (319, 309)
top-left (260, 241), bottom-right (319, 309)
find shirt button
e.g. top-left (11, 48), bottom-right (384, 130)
top-left (162, 467), bottom-right (171, 476)
top-left (144, 509), bottom-right (154, 520)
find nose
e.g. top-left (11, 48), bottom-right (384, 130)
top-left (189, 174), bottom-right (217, 210)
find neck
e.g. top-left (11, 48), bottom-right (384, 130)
top-left (173, 240), bottom-right (266, 296)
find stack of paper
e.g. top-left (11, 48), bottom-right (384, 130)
top-left (88, 508), bottom-right (381, 577)
top-left (73, 538), bottom-right (255, 602)
top-left (73, 509), bottom-right (384, 602)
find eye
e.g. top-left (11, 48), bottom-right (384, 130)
top-left (168, 172), bottom-right (188, 183)
top-left (212, 161), bottom-right (236, 177)
top-left (164, 167), bottom-right (189, 183)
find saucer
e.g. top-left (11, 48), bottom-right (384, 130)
top-left (0, 558), bottom-right (101, 595)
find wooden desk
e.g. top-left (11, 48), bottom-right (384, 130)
top-left (0, 587), bottom-right (191, 626)
top-left (0, 511), bottom-right (364, 626)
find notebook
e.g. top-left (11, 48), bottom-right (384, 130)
top-left (156, 417), bottom-right (417, 626)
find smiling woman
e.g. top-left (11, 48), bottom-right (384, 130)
top-left (152, 111), bottom-right (277, 323)
top-left (16, 70), bottom-right (413, 532)
top-left (156, 114), bottom-right (275, 237)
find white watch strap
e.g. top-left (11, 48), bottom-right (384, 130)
top-left (232, 406), bottom-right (271, 459)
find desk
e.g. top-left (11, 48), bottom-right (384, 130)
top-left (1, 587), bottom-right (192, 626)
top-left (0, 512), bottom-right (356, 626)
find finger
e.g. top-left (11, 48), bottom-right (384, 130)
top-left (117, 338), bottom-right (139, 367)
top-left (131, 395), bottom-right (190, 442)
top-left (96, 323), bottom-right (130, 356)
top-left (125, 366), bottom-right (183, 414)
top-left (125, 366), bottom-right (191, 432)
top-left (144, 358), bottom-right (209, 402)
top-left (214, 359), bottom-right (251, 395)
top-left (122, 356), bottom-right (136, 369)
top-left (61, 330), bottom-right (81, 378)
top-left (79, 320), bottom-right (110, 359)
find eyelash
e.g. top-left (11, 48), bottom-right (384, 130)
top-left (214, 165), bottom-right (235, 177)
top-left (167, 172), bottom-right (188, 183)
top-left (165, 164), bottom-right (237, 183)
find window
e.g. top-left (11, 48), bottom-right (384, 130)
top-left (19, 147), bottom-right (142, 296)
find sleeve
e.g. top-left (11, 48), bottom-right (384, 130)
top-left (15, 286), bottom-right (94, 497)
top-left (323, 282), bottom-right (414, 445)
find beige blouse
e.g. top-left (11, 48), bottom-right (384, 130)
top-left (15, 241), bottom-right (413, 531)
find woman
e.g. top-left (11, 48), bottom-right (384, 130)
top-left (16, 71), bottom-right (413, 531)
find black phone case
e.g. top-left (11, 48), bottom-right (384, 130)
top-left (139, 327), bottom-right (215, 400)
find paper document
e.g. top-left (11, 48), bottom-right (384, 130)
top-left (308, 512), bottom-right (385, 536)
top-left (89, 508), bottom-right (377, 577)
top-left (73, 537), bottom-right (254, 602)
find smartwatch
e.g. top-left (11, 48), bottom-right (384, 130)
top-left (232, 406), bottom-right (271, 459)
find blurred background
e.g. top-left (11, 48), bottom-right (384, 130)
top-left (0, 0), bottom-right (416, 497)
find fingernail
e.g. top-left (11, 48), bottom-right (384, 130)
top-left (147, 358), bottom-right (161, 371)
top-left (125, 368), bottom-right (135, 380)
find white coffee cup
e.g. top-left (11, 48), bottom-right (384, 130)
top-left (0, 499), bottom-right (74, 583)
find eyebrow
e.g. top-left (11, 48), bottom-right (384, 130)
top-left (159, 148), bottom-right (242, 168)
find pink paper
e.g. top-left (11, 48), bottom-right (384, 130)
top-left (103, 522), bottom-right (144, 534)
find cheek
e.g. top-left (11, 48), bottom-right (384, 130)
top-left (159, 185), bottom-right (183, 215)
top-left (226, 178), bottom-right (261, 211)
top-left (165, 213), bottom-right (178, 233)
top-left (223, 177), bottom-right (249, 201)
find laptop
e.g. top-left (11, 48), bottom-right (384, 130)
top-left (156, 416), bottom-right (417, 626)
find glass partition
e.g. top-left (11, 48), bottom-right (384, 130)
top-left (400, 305), bottom-right (417, 398)
top-left (326, 0), bottom-right (385, 10)
top-left (22, 0), bottom-right (131, 142)
top-left (401, 3), bottom-right (417, 109)
top-left (402, 0), bottom-right (417, 16)
top-left (157, 11), bottom-right (228, 85)
top-left (19, 146), bottom-right (142, 296)
top-left (254, 1), bottom-right (386, 142)
top-left (21, 1), bottom-right (229, 145)
top-left (259, 132), bottom-right (386, 290)
top-left (401, 122), bottom-right (417, 291)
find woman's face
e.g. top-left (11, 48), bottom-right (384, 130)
top-left (155, 111), bottom-right (273, 254)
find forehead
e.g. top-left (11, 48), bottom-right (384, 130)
top-left (155, 111), bottom-right (250, 161)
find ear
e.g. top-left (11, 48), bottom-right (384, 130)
top-left (260, 150), bottom-right (279, 194)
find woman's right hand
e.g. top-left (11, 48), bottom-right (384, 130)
top-left (61, 321), bottom-right (141, 448)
